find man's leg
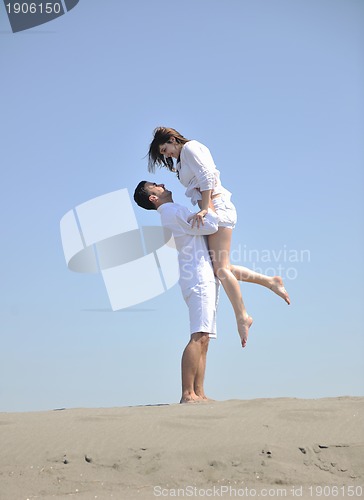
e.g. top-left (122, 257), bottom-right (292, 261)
top-left (181, 332), bottom-right (209, 403)
top-left (194, 334), bottom-right (210, 400)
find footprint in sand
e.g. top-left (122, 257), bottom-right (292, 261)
top-left (299, 443), bottom-right (361, 479)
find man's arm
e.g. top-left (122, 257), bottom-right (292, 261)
top-left (175, 208), bottom-right (219, 236)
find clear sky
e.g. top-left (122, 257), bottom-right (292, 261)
top-left (0, 0), bottom-right (363, 412)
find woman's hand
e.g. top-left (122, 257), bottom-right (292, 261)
top-left (187, 209), bottom-right (208, 228)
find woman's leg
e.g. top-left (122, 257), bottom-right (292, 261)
top-left (230, 266), bottom-right (290, 305)
top-left (208, 227), bottom-right (253, 348)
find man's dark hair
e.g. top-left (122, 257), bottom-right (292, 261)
top-left (133, 181), bottom-right (156, 210)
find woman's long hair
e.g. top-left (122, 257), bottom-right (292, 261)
top-left (147, 127), bottom-right (189, 173)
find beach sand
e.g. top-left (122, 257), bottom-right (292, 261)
top-left (0, 397), bottom-right (363, 499)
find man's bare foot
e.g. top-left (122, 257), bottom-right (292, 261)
top-left (237, 315), bottom-right (253, 348)
top-left (195, 394), bottom-right (215, 402)
top-left (269, 276), bottom-right (290, 305)
top-left (180, 392), bottom-right (201, 404)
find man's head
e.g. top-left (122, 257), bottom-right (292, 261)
top-left (133, 181), bottom-right (173, 210)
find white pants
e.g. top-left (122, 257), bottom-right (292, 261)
top-left (182, 281), bottom-right (219, 338)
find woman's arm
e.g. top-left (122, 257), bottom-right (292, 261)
top-left (199, 189), bottom-right (212, 213)
top-left (181, 141), bottom-right (216, 192)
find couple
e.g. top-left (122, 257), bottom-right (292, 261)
top-left (133, 128), bottom-right (290, 404)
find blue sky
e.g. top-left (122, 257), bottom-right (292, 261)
top-left (0, 0), bottom-right (363, 412)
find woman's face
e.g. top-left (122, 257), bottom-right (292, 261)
top-left (159, 136), bottom-right (182, 159)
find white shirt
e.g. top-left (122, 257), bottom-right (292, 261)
top-left (157, 202), bottom-right (218, 291)
top-left (177, 140), bottom-right (232, 206)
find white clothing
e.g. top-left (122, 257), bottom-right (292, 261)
top-left (182, 283), bottom-right (219, 338)
top-left (157, 202), bottom-right (218, 291)
top-left (177, 140), bottom-right (232, 207)
top-left (211, 195), bottom-right (237, 230)
top-left (157, 202), bottom-right (219, 337)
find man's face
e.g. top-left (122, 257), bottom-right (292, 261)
top-left (145, 182), bottom-right (171, 202)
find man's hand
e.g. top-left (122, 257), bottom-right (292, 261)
top-left (187, 209), bottom-right (208, 228)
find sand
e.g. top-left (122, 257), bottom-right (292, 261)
top-left (0, 397), bottom-right (363, 500)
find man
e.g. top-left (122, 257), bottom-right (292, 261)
top-left (134, 181), bottom-right (219, 404)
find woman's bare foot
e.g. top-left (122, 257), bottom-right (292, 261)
top-left (269, 276), bottom-right (290, 305)
top-left (237, 315), bottom-right (253, 348)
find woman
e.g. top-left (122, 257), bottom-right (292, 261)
top-left (148, 127), bottom-right (290, 347)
